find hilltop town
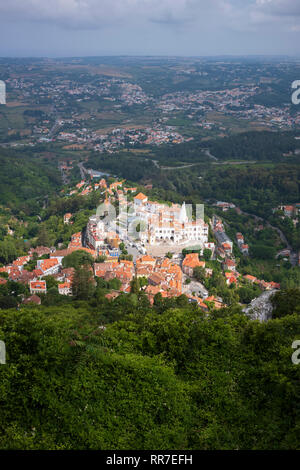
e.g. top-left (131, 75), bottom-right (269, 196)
top-left (1, 171), bottom-right (293, 313)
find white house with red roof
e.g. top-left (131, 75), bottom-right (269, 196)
top-left (37, 258), bottom-right (61, 276)
top-left (30, 280), bottom-right (47, 295)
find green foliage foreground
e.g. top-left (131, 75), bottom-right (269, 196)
top-left (0, 292), bottom-right (299, 450)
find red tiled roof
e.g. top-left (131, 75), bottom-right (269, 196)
top-left (40, 258), bottom-right (59, 271)
top-left (182, 253), bottom-right (204, 269)
top-left (30, 281), bottom-right (46, 290)
top-left (134, 192), bottom-right (147, 201)
top-left (23, 294), bottom-right (41, 305)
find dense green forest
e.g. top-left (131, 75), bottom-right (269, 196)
top-left (87, 151), bottom-right (160, 182)
top-left (148, 164), bottom-right (299, 214)
top-left (0, 149), bottom-right (61, 214)
top-left (207, 131), bottom-right (300, 162)
top-left (0, 289), bottom-right (299, 450)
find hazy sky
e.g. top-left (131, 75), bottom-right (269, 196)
top-left (0, 0), bottom-right (299, 57)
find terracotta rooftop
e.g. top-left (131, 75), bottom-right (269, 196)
top-left (134, 192), bottom-right (148, 201)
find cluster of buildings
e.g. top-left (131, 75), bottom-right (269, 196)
top-left (4, 62), bottom-right (300, 152)
top-left (67, 176), bottom-right (109, 198)
top-left (93, 255), bottom-right (183, 302)
top-left (84, 182), bottom-right (210, 251)
top-left (0, 229), bottom-right (97, 303)
top-left (91, 125), bottom-right (188, 153)
top-left (211, 215), bottom-right (233, 259)
top-left (157, 87), bottom-right (300, 131)
top-left (243, 274), bottom-right (280, 291)
top-left (119, 82), bottom-right (150, 106)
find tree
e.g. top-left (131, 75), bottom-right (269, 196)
top-left (119, 242), bottom-right (125, 252)
top-left (238, 285), bottom-right (261, 304)
top-left (139, 276), bottom-right (148, 289)
top-left (271, 289), bottom-right (300, 318)
top-left (130, 276), bottom-right (140, 295)
top-left (0, 296), bottom-right (18, 309)
top-left (37, 225), bottom-right (51, 247)
top-left (250, 245), bottom-right (276, 260)
top-left (43, 276), bottom-right (58, 291)
top-left (193, 266), bottom-right (206, 282)
top-left (108, 278), bottom-right (122, 291)
top-left (72, 267), bottom-right (95, 300)
top-left (203, 248), bottom-right (212, 261)
top-left (62, 250), bottom-right (94, 270)
top-left (0, 290), bottom-right (299, 450)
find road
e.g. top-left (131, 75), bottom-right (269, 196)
top-left (204, 148), bottom-right (218, 161)
top-left (147, 159), bottom-right (199, 171)
top-left (212, 160), bottom-right (257, 165)
top-left (204, 149), bottom-right (258, 166)
top-left (125, 243), bottom-right (141, 262)
top-left (78, 162), bottom-right (88, 180)
top-left (182, 274), bottom-right (209, 299)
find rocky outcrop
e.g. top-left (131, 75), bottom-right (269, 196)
top-left (243, 290), bottom-right (276, 322)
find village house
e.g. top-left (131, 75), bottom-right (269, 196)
top-left (124, 187), bottom-right (137, 194)
top-left (241, 244), bottom-right (249, 255)
top-left (94, 260), bottom-right (134, 290)
top-left (244, 274), bottom-right (257, 284)
top-left (223, 259), bottom-right (236, 272)
top-left (182, 253), bottom-right (205, 277)
top-left (225, 272), bottom-right (238, 286)
top-left (236, 233), bottom-right (244, 244)
top-left (222, 242), bottom-right (233, 256)
top-left (30, 280), bottom-right (47, 295)
top-left (136, 255), bottom-right (156, 268)
top-left (187, 295), bottom-right (210, 311)
top-left (215, 201), bottom-right (236, 212)
top-left (205, 296), bottom-right (224, 310)
top-left (278, 205), bottom-right (296, 218)
top-left (37, 258), bottom-right (61, 276)
top-left (58, 281), bottom-right (72, 296)
top-left (204, 242), bottom-right (215, 257)
top-left (12, 255), bottom-right (32, 270)
top-left (50, 247), bottom-right (96, 264)
top-left (110, 181), bottom-right (124, 191)
top-left (68, 232), bottom-right (83, 249)
top-left (23, 294), bottom-right (42, 305)
top-left (134, 192), bottom-right (148, 207)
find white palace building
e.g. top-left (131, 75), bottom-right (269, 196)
top-left (130, 193), bottom-right (209, 246)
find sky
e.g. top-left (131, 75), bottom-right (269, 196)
top-left (0, 0), bottom-right (299, 57)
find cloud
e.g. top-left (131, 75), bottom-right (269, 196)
top-left (0, 0), bottom-right (241, 30)
top-left (256, 0), bottom-right (300, 17)
top-left (0, 0), bottom-right (207, 29)
top-left (247, 0), bottom-right (300, 33)
top-left (0, 0), bottom-right (299, 37)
